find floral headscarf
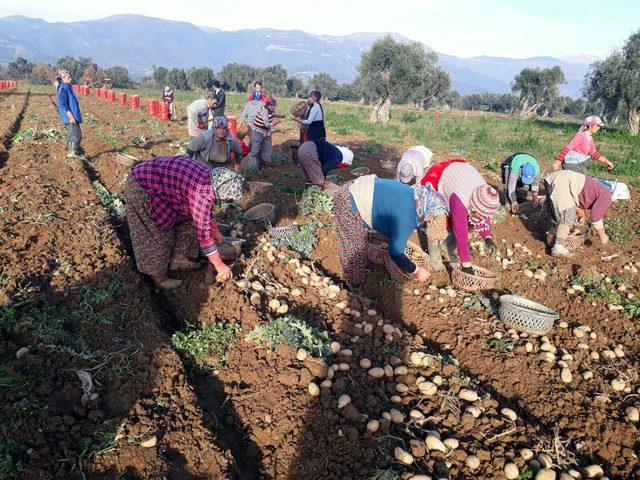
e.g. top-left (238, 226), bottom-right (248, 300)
top-left (210, 167), bottom-right (243, 202)
top-left (413, 183), bottom-right (447, 223)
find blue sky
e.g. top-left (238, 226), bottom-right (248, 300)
top-left (0, 0), bottom-right (637, 58)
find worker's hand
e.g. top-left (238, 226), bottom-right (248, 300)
top-left (412, 267), bottom-right (429, 282)
top-left (272, 119), bottom-right (282, 126)
top-left (461, 265), bottom-right (475, 275)
top-left (215, 264), bottom-right (233, 282)
top-left (531, 195), bottom-right (540, 208)
top-left (234, 163), bottom-right (241, 173)
top-left (484, 237), bottom-right (497, 253)
top-left (198, 122), bottom-right (206, 129)
top-left (510, 203), bottom-right (519, 214)
top-left (597, 229), bottom-right (610, 244)
top-left (67, 112), bottom-right (77, 124)
top-left (602, 157), bottom-right (614, 170)
top-left (551, 160), bottom-right (562, 171)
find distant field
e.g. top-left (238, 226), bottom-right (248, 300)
top-left (34, 84), bottom-right (640, 184)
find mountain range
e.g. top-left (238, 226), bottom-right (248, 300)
top-left (0, 14), bottom-right (597, 97)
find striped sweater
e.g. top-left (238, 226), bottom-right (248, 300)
top-left (253, 106), bottom-right (274, 135)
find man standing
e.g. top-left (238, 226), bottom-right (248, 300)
top-left (212, 80), bottom-right (226, 117)
top-left (56, 69), bottom-right (84, 159)
top-left (163, 86), bottom-right (176, 120)
top-left (186, 94), bottom-right (217, 139)
top-left (248, 81), bottom-right (266, 102)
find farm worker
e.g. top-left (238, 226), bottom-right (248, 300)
top-left (332, 175), bottom-right (430, 287)
top-left (244, 96), bottom-right (282, 171)
top-left (420, 159), bottom-right (500, 274)
top-left (211, 80), bottom-right (226, 117)
top-left (186, 94), bottom-right (217, 139)
top-left (413, 183), bottom-right (449, 272)
top-left (552, 116), bottom-right (614, 174)
top-left (124, 156), bottom-right (243, 289)
top-left (162, 86), bottom-right (175, 120)
top-left (396, 146), bottom-right (435, 185)
top-left (544, 170), bottom-right (613, 258)
top-left (239, 97), bottom-right (266, 141)
top-left (294, 90), bottom-right (326, 142)
top-left (56, 69), bottom-right (84, 159)
top-left (248, 81), bottom-right (267, 102)
top-left (297, 140), bottom-right (354, 189)
top-left (186, 116), bottom-right (244, 171)
top-left (291, 100), bottom-right (310, 143)
top-left (501, 152), bottom-right (541, 214)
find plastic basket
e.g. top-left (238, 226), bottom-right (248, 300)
top-left (244, 203), bottom-right (276, 228)
top-left (450, 263), bottom-right (499, 291)
top-left (384, 241), bottom-right (430, 282)
top-left (367, 243), bottom-right (388, 266)
top-left (351, 167), bottom-right (370, 177)
top-left (268, 224), bottom-right (300, 241)
top-left (248, 181), bottom-right (274, 192)
top-left (546, 230), bottom-right (587, 250)
top-left (499, 294), bottom-right (558, 335)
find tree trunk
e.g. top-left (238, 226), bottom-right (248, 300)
top-left (370, 96), bottom-right (392, 124)
top-left (627, 107), bottom-right (639, 136)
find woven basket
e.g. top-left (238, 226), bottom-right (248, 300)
top-left (351, 167), bottom-right (370, 177)
top-left (450, 263), bottom-right (499, 291)
top-left (367, 243), bottom-right (388, 266)
top-left (244, 203), bottom-right (276, 228)
top-left (269, 224), bottom-right (300, 241)
top-left (291, 101), bottom-right (308, 117)
top-left (219, 238), bottom-right (243, 261)
top-left (546, 230), bottom-right (587, 250)
top-left (384, 241), bottom-right (430, 282)
top-left (248, 181), bottom-right (274, 192)
top-left (499, 294), bottom-right (558, 335)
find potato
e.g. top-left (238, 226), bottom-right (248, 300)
top-left (296, 348), bottom-right (308, 361)
top-left (584, 465), bottom-right (604, 478)
top-left (367, 419), bottom-right (379, 433)
top-left (330, 341), bottom-right (341, 354)
top-left (459, 389), bottom-right (479, 402)
top-left (394, 447), bottom-right (414, 465)
top-left (465, 455), bottom-right (480, 470)
top-left (520, 448), bottom-right (534, 460)
top-left (501, 407), bottom-right (517, 421)
top-left (425, 435), bottom-right (446, 453)
top-left (535, 469), bottom-right (556, 480)
top-left (389, 409), bottom-right (404, 423)
top-left (369, 367), bottom-right (385, 378)
top-left (359, 358), bottom-right (372, 369)
top-left (625, 406), bottom-right (639, 422)
top-left (308, 382), bottom-right (320, 396)
top-left (337, 395), bottom-right (351, 409)
top-left (417, 381), bottom-right (438, 396)
top-left (139, 435), bottom-right (158, 448)
top-left (561, 368), bottom-right (573, 383)
top-left (504, 463), bottom-right (519, 479)
top-left (443, 437), bottom-right (459, 450)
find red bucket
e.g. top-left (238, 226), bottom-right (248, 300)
top-left (0, 81), bottom-right (5, 89)
top-left (160, 102), bottom-right (170, 121)
top-left (146, 99), bottom-right (154, 115)
top-left (119, 92), bottom-right (127, 105)
top-left (151, 99), bottom-right (160, 115)
top-left (228, 116), bottom-right (238, 136)
top-left (130, 95), bottom-right (140, 110)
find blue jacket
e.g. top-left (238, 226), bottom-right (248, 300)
top-left (57, 83), bottom-right (82, 125)
top-left (315, 140), bottom-right (343, 175)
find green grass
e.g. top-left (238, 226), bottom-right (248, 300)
top-left (0, 440), bottom-right (24, 479)
top-left (606, 216), bottom-right (636, 243)
top-left (245, 315), bottom-right (331, 357)
top-left (486, 338), bottom-right (516, 353)
top-left (172, 322), bottom-right (240, 370)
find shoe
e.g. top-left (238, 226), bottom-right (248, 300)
top-left (67, 142), bottom-right (85, 160)
top-left (169, 257), bottom-right (203, 271)
top-left (552, 245), bottom-right (574, 258)
top-left (152, 276), bottom-right (184, 289)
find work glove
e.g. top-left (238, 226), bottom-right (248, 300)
top-left (484, 237), bottom-right (497, 253)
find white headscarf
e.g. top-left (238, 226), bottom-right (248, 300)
top-left (396, 146), bottom-right (434, 184)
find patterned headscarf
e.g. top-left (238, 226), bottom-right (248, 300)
top-left (413, 183), bottom-right (447, 223)
top-left (210, 167), bottom-right (243, 202)
top-left (265, 96), bottom-right (277, 107)
top-left (213, 116), bottom-right (229, 129)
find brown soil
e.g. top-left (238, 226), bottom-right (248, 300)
top-left (1, 87), bottom-right (638, 480)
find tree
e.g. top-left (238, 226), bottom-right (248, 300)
top-left (286, 77), bottom-right (305, 97)
top-left (584, 30), bottom-right (640, 135)
top-left (153, 66), bottom-right (169, 87)
top-left (260, 64), bottom-right (288, 96)
top-left (55, 56), bottom-right (93, 83)
top-left (165, 68), bottom-right (189, 90)
top-left (335, 82), bottom-right (359, 101)
top-left (306, 72), bottom-right (339, 100)
top-left (354, 36), bottom-right (438, 123)
top-left (218, 63), bottom-right (258, 92)
top-left (511, 66), bottom-right (566, 117)
top-left (188, 67), bottom-right (215, 90)
top-left (105, 66), bottom-right (132, 88)
top-left (7, 57), bottom-right (34, 79)
top-left (442, 90), bottom-right (461, 109)
top-left (28, 63), bottom-right (56, 85)
top-left (81, 64), bottom-right (107, 87)
top-left (563, 98), bottom-right (586, 117)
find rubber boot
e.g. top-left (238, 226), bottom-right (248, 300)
top-left (151, 275), bottom-right (183, 289)
top-left (427, 240), bottom-right (445, 272)
top-left (66, 141), bottom-right (74, 158)
top-left (444, 233), bottom-right (458, 263)
top-left (67, 142), bottom-right (85, 160)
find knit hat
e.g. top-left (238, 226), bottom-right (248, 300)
top-left (520, 162), bottom-right (536, 185)
top-left (210, 167), bottom-right (243, 202)
top-left (469, 185), bottom-right (500, 218)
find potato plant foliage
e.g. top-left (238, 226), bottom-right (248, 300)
top-left (246, 315), bottom-right (331, 357)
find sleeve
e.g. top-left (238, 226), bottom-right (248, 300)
top-left (187, 134), bottom-right (205, 153)
top-left (58, 88), bottom-right (71, 113)
top-left (556, 147), bottom-right (569, 162)
top-left (506, 167), bottom-right (519, 204)
top-left (472, 216), bottom-right (493, 240)
top-left (300, 104), bottom-right (320, 125)
top-left (239, 104), bottom-right (249, 123)
top-left (187, 104), bottom-right (197, 124)
top-left (450, 194), bottom-right (472, 264)
top-left (588, 139), bottom-right (601, 160)
top-left (230, 139), bottom-right (243, 163)
top-left (218, 91), bottom-right (226, 109)
top-left (388, 230), bottom-right (416, 273)
top-left (589, 186), bottom-right (612, 223)
top-left (531, 175), bottom-right (541, 193)
top-left (190, 185), bottom-right (218, 256)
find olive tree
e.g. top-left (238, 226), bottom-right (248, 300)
top-left (306, 72), bottom-right (339, 100)
top-left (511, 66), bottom-right (566, 117)
top-left (585, 30), bottom-right (640, 135)
top-left (355, 36), bottom-right (434, 123)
